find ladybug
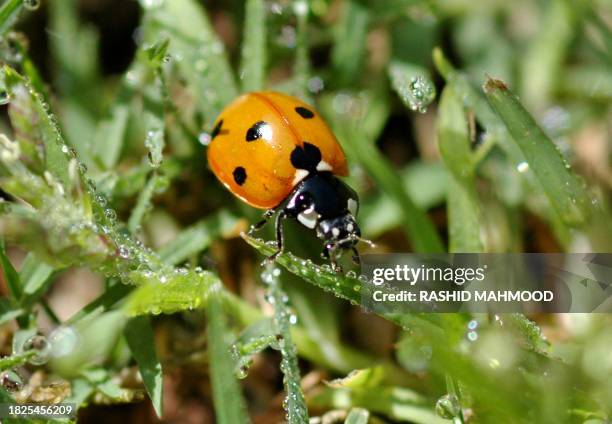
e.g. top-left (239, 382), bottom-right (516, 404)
top-left (207, 91), bottom-right (367, 271)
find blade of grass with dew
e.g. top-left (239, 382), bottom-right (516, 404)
top-left (261, 267), bottom-right (309, 423)
top-left (67, 281), bottom-right (132, 325)
top-left (4, 66), bottom-right (72, 187)
top-left (124, 316), bottom-right (163, 418)
top-left (222, 290), bottom-right (412, 382)
top-left (432, 48), bottom-right (522, 166)
top-left (483, 77), bottom-right (592, 227)
top-left (320, 91), bottom-right (444, 252)
top-left (207, 294), bottom-right (250, 424)
top-left (143, 0), bottom-right (237, 127)
top-left (127, 174), bottom-right (160, 233)
top-left (124, 269), bottom-right (219, 316)
top-left (388, 61), bottom-right (436, 113)
top-left (433, 48), bottom-right (571, 245)
top-left (312, 386), bottom-right (447, 424)
top-left (142, 39), bottom-right (168, 170)
top-left (437, 84), bottom-right (482, 252)
top-left (158, 210), bottom-right (243, 266)
top-left (240, 0), bottom-right (266, 92)
top-left (0, 0), bottom-right (22, 37)
top-left (243, 233), bottom-right (418, 330)
top-left (331, 0), bottom-right (369, 86)
top-left (344, 408), bottom-right (370, 424)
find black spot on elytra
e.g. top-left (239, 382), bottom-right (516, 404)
top-left (246, 121), bottom-right (269, 141)
top-left (295, 106), bottom-right (314, 119)
top-left (233, 166), bottom-right (247, 185)
top-left (290, 142), bottom-right (321, 172)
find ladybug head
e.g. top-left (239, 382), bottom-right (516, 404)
top-left (317, 213), bottom-right (361, 252)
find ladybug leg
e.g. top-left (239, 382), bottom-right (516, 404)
top-left (351, 247), bottom-right (360, 266)
top-left (261, 210), bottom-right (286, 266)
top-left (330, 255), bottom-right (343, 273)
top-left (325, 243), bottom-right (343, 273)
top-left (249, 209), bottom-right (275, 235)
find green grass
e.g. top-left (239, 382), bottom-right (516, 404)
top-left (0, 0), bottom-right (611, 423)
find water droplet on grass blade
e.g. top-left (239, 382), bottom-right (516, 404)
top-left (516, 161), bottom-right (529, 173)
top-left (23, 0), bottom-right (41, 10)
top-left (435, 394), bottom-right (461, 419)
top-left (49, 326), bottom-right (79, 357)
top-left (1, 370), bottom-right (23, 391)
top-left (139, 0), bottom-right (164, 9)
top-left (0, 91), bottom-right (11, 105)
top-left (22, 334), bottom-right (51, 365)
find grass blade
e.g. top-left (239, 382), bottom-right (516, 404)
top-left (5, 66), bottom-right (72, 187)
top-left (124, 316), bottom-right (163, 418)
top-left (261, 267), bottom-right (309, 423)
top-left (127, 173), bottom-right (160, 233)
top-left (0, 240), bottom-right (22, 300)
top-left (159, 210), bottom-right (242, 265)
top-left (0, 0), bottom-right (22, 37)
top-left (344, 408), bottom-right (370, 424)
top-left (388, 61), bottom-right (436, 113)
top-left (437, 84), bottom-right (483, 252)
top-left (144, 0), bottom-right (238, 127)
top-left (321, 91), bottom-right (444, 252)
top-left (483, 77), bottom-right (592, 226)
top-left (331, 1), bottom-right (369, 86)
top-left (19, 253), bottom-right (53, 296)
top-left (124, 269), bottom-right (219, 316)
top-left (207, 294), bottom-right (250, 424)
top-left (240, 0), bottom-right (266, 92)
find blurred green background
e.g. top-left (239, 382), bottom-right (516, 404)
top-left (0, 0), bottom-right (610, 423)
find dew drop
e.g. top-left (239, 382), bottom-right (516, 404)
top-left (22, 334), bottom-right (51, 365)
top-left (117, 245), bottom-right (131, 259)
top-left (307, 76), bottom-right (324, 94)
top-left (435, 394), bottom-right (461, 419)
top-left (516, 161), bottom-right (529, 173)
top-left (0, 91), bottom-right (11, 105)
top-left (1, 370), bottom-right (23, 392)
top-left (104, 208), bottom-right (117, 221)
top-left (198, 132), bottom-right (211, 146)
top-left (139, 0), bottom-right (164, 9)
top-left (23, 0), bottom-right (41, 11)
top-left (48, 326), bottom-right (79, 358)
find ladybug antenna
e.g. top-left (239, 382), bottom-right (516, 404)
top-left (332, 235), bottom-right (376, 249)
top-left (356, 236), bottom-right (376, 248)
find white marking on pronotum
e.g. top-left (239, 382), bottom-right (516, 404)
top-left (331, 227), bottom-right (340, 237)
top-left (346, 223), bottom-right (354, 232)
top-left (297, 206), bottom-right (319, 229)
top-left (316, 160), bottom-right (332, 171)
top-left (292, 169), bottom-right (309, 186)
top-left (348, 198), bottom-right (358, 215)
